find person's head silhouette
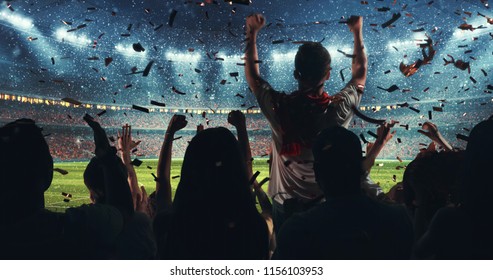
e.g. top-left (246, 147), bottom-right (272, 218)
top-left (461, 117), bottom-right (493, 211)
top-left (294, 42), bottom-right (332, 90)
top-left (312, 126), bottom-right (363, 197)
top-left (174, 127), bottom-right (253, 215)
top-left (0, 119), bottom-right (53, 223)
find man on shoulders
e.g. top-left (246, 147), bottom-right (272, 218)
top-left (244, 14), bottom-right (368, 232)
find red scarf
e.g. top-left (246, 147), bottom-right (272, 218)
top-left (275, 90), bottom-right (332, 156)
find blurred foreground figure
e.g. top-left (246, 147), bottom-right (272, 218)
top-left (154, 121), bottom-right (269, 259)
top-left (273, 126), bottom-right (413, 260)
top-left (0, 118), bottom-right (155, 259)
top-left (415, 117), bottom-right (493, 259)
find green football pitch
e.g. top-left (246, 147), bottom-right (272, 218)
top-left (46, 159), bottom-right (408, 212)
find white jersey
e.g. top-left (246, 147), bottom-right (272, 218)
top-left (254, 81), bottom-right (362, 204)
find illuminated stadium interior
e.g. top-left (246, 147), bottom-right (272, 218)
top-left (1, 0), bottom-right (492, 159)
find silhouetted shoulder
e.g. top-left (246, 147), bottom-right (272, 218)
top-left (116, 212), bottom-right (157, 259)
top-left (63, 204), bottom-right (124, 259)
top-left (274, 195), bottom-right (413, 260)
top-left (416, 207), bottom-right (493, 259)
top-left (0, 209), bottom-right (65, 259)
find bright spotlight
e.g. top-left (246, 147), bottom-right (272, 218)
top-left (0, 9), bottom-right (33, 30)
top-left (271, 51), bottom-right (297, 62)
top-left (55, 28), bottom-right (91, 46)
top-left (115, 44), bottom-right (147, 57)
top-left (214, 52), bottom-right (242, 62)
top-left (165, 51), bottom-right (201, 62)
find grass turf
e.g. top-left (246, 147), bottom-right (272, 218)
top-left (46, 159), bottom-right (408, 212)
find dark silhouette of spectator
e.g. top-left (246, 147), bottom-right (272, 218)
top-left (83, 115), bottom-right (156, 259)
top-left (0, 117), bottom-right (155, 259)
top-left (0, 119), bottom-right (54, 228)
top-left (152, 114), bottom-right (188, 256)
top-left (154, 119), bottom-right (269, 259)
top-left (387, 121), bottom-right (455, 205)
top-left (273, 126), bottom-right (414, 259)
top-left (402, 151), bottom-right (464, 241)
top-left (228, 110), bottom-right (276, 257)
top-left (244, 14), bottom-right (368, 233)
top-left (415, 117), bottom-right (493, 259)
top-left (0, 118), bottom-right (119, 258)
top-left (117, 124), bottom-right (143, 210)
top-left (361, 121), bottom-right (397, 199)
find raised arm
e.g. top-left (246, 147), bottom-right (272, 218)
top-left (118, 124), bottom-right (142, 210)
top-left (362, 121), bottom-right (397, 172)
top-left (228, 110), bottom-right (272, 213)
top-left (228, 110), bottom-right (274, 252)
top-left (347, 16), bottom-right (368, 88)
top-left (244, 14), bottom-right (266, 94)
top-left (156, 114), bottom-right (187, 212)
top-left (228, 110), bottom-right (252, 175)
top-left (84, 114), bottom-right (134, 219)
top-left (418, 122), bottom-right (453, 152)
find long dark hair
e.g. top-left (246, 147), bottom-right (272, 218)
top-left (166, 127), bottom-right (268, 259)
top-left (174, 127), bottom-right (255, 215)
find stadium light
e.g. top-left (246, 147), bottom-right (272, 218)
top-left (214, 52), bottom-right (242, 62)
top-left (165, 51), bottom-right (201, 62)
top-left (115, 44), bottom-right (147, 57)
top-left (386, 40), bottom-right (414, 50)
top-left (0, 9), bottom-right (33, 30)
top-left (271, 51), bottom-right (297, 62)
top-left (55, 28), bottom-right (91, 46)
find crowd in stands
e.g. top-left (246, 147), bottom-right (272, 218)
top-left (33, 126), bottom-right (272, 161)
top-left (2, 98), bottom-right (489, 161)
top-left (1, 14), bottom-right (493, 261)
top-left (0, 99), bottom-right (270, 131)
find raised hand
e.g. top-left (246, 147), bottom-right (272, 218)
top-left (418, 121), bottom-right (452, 151)
top-left (346, 15), bottom-right (367, 87)
top-left (83, 114), bottom-right (112, 158)
top-left (167, 114), bottom-right (188, 135)
top-left (116, 124), bottom-right (143, 210)
top-left (83, 114), bottom-right (134, 218)
top-left (347, 15), bottom-right (363, 33)
top-left (363, 121), bottom-right (397, 173)
top-left (228, 110), bottom-right (246, 129)
top-left (376, 120), bottom-right (397, 145)
top-left (246, 14), bottom-right (266, 34)
top-left (418, 122), bottom-right (440, 142)
top-left (118, 124), bottom-right (141, 153)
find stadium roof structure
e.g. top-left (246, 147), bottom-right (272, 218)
top-left (0, 0), bottom-right (492, 118)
